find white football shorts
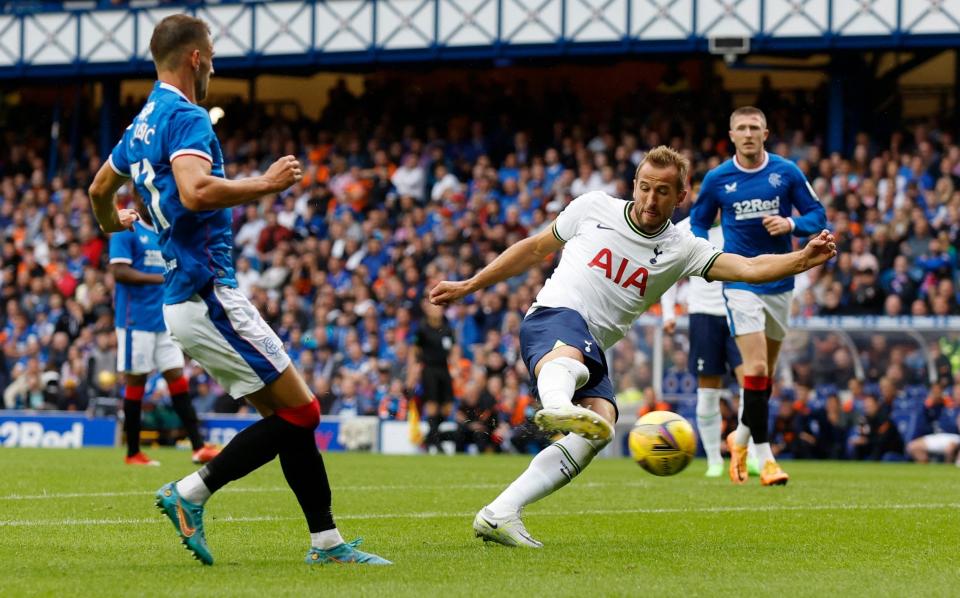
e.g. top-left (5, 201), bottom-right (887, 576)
top-left (920, 433), bottom-right (960, 455)
top-left (163, 284), bottom-right (290, 399)
top-left (722, 288), bottom-right (792, 341)
top-left (116, 328), bottom-right (185, 375)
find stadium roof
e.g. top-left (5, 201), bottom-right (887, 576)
top-left (2, 0), bottom-right (960, 78)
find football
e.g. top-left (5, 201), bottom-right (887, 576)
top-left (628, 411), bottom-right (697, 476)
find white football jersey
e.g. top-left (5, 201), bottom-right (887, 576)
top-left (532, 191), bottom-right (722, 350)
top-left (659, 217), bottom-right (728, 318)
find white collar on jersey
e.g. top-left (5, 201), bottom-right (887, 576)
top-left (158, 81), bottom-right (189, 101)
top-left (137, 220), bottom-right (156, 233)
top-left (733, 150), bottom-right (769, 173)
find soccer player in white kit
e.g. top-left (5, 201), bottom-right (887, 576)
top-left (430, 146), bottom-right (837, 547)
top-left (660, 216), bottom-right (744, 478)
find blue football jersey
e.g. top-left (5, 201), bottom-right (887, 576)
top-left (690, 153), bottom-right (826, 294)
top-left (109, 220), bottom-right (166, 332)
top-left (109, 81), bottom-right (236, 304)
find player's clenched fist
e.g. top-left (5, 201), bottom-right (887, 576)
top-left (263, 155), bottom-right (303, 191)
top-left (761, 215), bottom-right (792, 236)
top-left (429, 280), bottom-right (472, 306)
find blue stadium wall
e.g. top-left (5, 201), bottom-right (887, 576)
top-left (2, 0), bottom-right (960, 78)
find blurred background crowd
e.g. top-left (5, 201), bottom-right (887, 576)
top-left (2, 76), bottom-right (959, 461)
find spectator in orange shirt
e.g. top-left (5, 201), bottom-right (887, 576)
top-left (377, 379), bottom-right (409, 421)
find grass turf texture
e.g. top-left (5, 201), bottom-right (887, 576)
top-left (1, 449), bottom-right (958, 597)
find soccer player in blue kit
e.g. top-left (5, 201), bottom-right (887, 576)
top-left (88, 14), bottom-right (389, 566)
top-left (110, 194), bottom-right (220, 467)
top-left (691, 106), bottom-right (826, 486)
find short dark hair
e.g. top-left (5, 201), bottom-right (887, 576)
top-left (729, 106), bottom-right (767, 129)
top-left (150, 14), bottom-right (210, 70)
top-left (634, 145), bottom-right (689, 193)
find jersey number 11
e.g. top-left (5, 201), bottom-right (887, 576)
top-left (130, 158), bottom-right (170, 230)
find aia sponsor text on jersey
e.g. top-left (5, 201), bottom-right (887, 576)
top-left (588, 248), bottom-right (648, 295)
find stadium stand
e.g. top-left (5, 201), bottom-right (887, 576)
top-left (2, 63), bottom-right (960, 458)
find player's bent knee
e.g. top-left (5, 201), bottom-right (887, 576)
top-left (276, 397), bottom-right (321, 429)
top-left (541, 356), bottom-right (590, 390)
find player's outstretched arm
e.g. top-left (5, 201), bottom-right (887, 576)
top-left (429, 224), bottom-right (564, 305)
top-left (173, 154), bottom-right (303, 211)
top-left (88, 163), bottom-right (140, 233)
top-left (706, 229), bottom-right (836, 284)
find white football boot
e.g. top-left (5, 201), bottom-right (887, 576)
top-left (533, 405), bottom-right (613, 441)
top-left (473, 507), bottom-right (543, 548)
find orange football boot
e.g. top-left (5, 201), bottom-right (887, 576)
top-left (726, 432), bottom-right (748, 484)
top-left (125, 452), bottom-right (160, 466)
top-left (192, 444), bottom-right (221, 464)
top-left (760, 460), bottom-right (789, 486)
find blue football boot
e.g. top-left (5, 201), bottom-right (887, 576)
top-left (155, 482), bottom-right (213, 565)
top-left (305, 538), bottom-right (392, 565)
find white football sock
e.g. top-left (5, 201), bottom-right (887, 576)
top-left (754, 442), bottom-right (775, 465)
top-left (696, 387), bottom-right (723, 467)
top-left (734, 387), bottom-right (751, 446)
top-left (311, 528), bottom-right (346, 549)
top-left (487, 432), bottom-right (607, 516)
top-left (537, 357), bottom-right (590, 410)
top-left (747, 438), bottom-right (758, 463)
top-left (176, 472), bottom-right (212, 505)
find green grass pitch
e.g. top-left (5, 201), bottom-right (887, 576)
top-left (2, 448), bottom-right (958, 597)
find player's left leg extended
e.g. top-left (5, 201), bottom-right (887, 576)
top-left (158, 288), bottom-right (389, 565)
top-left (476, 396), bottom-right (615, 548)
top-left (162, 366), bottom-right (390, 566)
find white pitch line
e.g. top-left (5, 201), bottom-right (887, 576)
top-left (1, 502), bottom-right (957, 528)
top-left (0, 481), bottom-right (651, 502)
top-left (0, 484), bottom-right (503, 502)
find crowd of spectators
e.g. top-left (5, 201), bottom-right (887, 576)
top-left (1, 74), bottom-right (959, 460)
